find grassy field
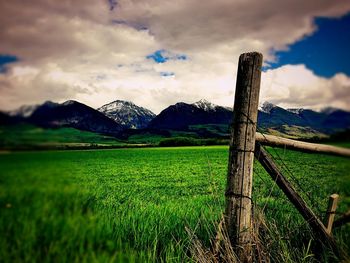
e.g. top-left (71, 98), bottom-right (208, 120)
top-left (0, 124), bottom-right (125, 149)
top-left (0, 146), bottom-right (349, 262)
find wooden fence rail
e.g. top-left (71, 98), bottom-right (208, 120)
top-left (256, 133), bottom-right (350, 158)
top-left (254, 143), bottom-right (342, 256)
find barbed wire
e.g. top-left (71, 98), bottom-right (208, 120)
top-left (255, 125), bottom-right (325, 216)
top-left (233, 109), bottom-right (325, 216)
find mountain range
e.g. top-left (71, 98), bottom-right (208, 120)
top-left (148, 99), bottom-right (232, 130)
top-left (258, 102), bottom-right (350, 133)
top-left (2, 99), bottom-right (350, 139)
top-left (7, 100), bottom-right (124, 135)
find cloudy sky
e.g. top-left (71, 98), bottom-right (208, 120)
top-left (0, 0), bottom-right (349, 113)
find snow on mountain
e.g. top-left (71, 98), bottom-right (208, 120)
top-left (286, 108), bottom-right (304, 114)
top-left (259, 101), bottom-right (277, 114)
top-left (62, 100), bottom-right (78, 106)
top-left (98, 100), bottom-right (156, 129)
top-left (192, 99), bottom-right (218, 111)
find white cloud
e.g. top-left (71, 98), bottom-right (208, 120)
top-left (261, 65), bottom-right (350, 110)
top-left (0, 0), bottom-right (349, 113)
top-left (113, 0), bottom-right (350, 53)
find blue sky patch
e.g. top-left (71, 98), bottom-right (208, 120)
top-left (0, 54), bottom-right (18, 73)
top-left (146, 50), bottom-right (188, 63)
top-left (147, 50), bottom-right (168, 63)
top-left (265, 12), bottom-right (350, 78)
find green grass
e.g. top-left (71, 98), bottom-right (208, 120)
top-left (0, 124), bottom-right (125, 149)
top-left (188, 124), bottom-right (230, 137)
top-left (127, 133), bottom-right (166, 144)
top-left (330, 141), bottom-right (350, 148)
top-left (266, 125), bottom-right (327, 139)
top-left (0, 146), bottom-right (349, 262)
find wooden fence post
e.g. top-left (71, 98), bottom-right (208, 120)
top-left (324, 194), bottom-right (339, 234)
top-left (225, 52), bottom-right (263, 262)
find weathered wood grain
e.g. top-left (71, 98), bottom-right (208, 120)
top-left (256, 133), bottom-right (350, 158)
top-left (225, 52), bottom-right (263, 263)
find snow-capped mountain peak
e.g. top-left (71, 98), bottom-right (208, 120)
top-left (99, 100), bottom-right (135, 112)
top-left (98, 100), bottom-right (155, 129)
top-left (62, 100), bottom-right (79, 106)
top-left (193, 99), bottom-right (218, 111)
top-left (287, 108), bottom-right (304, 114)
top-left (259, 101), bottom-right (277, 114)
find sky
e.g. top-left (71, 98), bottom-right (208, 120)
top-left (0, 0), bottom-right (349, 114)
